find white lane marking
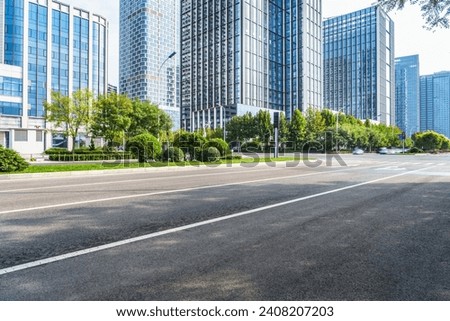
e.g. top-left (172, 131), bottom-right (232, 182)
top-left (0, 165), bottom-right (435, 276)
top-left (0, 166), bottom-right (289, 194)
top-left (375, 166), bottom-right (407, 171)
top-left (0, 166), bottom-right (357, 215)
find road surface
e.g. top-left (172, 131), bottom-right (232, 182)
top-left (0, 154), bottom-right (449, 300)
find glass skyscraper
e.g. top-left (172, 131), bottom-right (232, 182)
top-left (0, 0), bottom-right (108, 154)
top-left (420, 71), bottom-right (450, 138)
top-left (180, 0), bottom-right (323, 131)
top-left (119, 0), bottom-right (180, 130)
top-left (395, 55), bottom-right (420, 136)
top-left (323, 6), bottom-right (395, 125)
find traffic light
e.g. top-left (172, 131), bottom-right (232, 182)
top-left (274, 112), bottom-right (279, 129)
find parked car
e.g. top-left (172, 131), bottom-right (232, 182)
top-left (352, 148), bottom-right (364, 155)
top-left (378, 147), bottom-right (388, 154)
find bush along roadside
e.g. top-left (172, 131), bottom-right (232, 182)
top-left (0, 145), bottom-right (29, 172)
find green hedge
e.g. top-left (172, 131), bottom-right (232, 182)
top-left (48, 153), bottom-right (133, 162)
top-left (45, 147), bottom-right (105, 155)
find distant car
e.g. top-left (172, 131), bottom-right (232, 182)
top-left (378, 147), bottom-right (388, 154)
top-left (352, 148), bottom-right (364, 155)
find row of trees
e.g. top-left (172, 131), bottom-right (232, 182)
top-left (44, 89), bottom-right (172, 152)
top-left (44, 89), bottom-right (450, 157)
top-left (226, 108), bottom-right (409, 152)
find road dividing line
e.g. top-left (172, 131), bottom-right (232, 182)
top-left (0, 165), bottom-right (435, 277)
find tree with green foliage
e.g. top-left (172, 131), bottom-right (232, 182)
top-left (44, 89), bottom-right (93, 152)
top-left (128, 100), bottom-right (173, 138)
top-left (226, 112), bottom-right (257, 143)
top-left (255, 110), bottom-right (272, 150)
top-left (378, 0), bottom-right (450, 29)
top-left (412, 130), bottom-right (449, 151)
top-left (204, 127), bottom-right (224, 140)
top-left (305, 107), bottom-right (326, 143)
top-left (91, 93), bottom-right (133, 147)
top-left (321, 109), bottom-right (336, 128)
top-left (289, 109), bottom-right (307, 150)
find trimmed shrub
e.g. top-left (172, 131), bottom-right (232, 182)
top-left (203, 138), bottom-right (230, 156)
top-left (0, 146), bottom-right (29, 172)
top-left (173, 130), bottom-right (207, 158)
top-left (127, 133), bottom-right (162, 163)
top-left (163, 147), bottom-right (185, 162)
top-left (201, 146), bottom-right (221, 162)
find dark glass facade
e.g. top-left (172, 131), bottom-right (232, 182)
top-left (28, 2), bottom-right (47, 117)
top-left (395, 55), bottom-right (420, 136)
top-left (51, 9), bottom-right (70, 96)
top-left (4, 0), bottom-right (24, 67)
top-left (420, 72), bottom-right (450, 138)
top-left (323, 6), bottom-right (395, 125)
top-left (181, 0), bottom-right (322, 131)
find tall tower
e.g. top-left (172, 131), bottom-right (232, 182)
top-left (395, 55), bottom-right (420, 136)
top-left (180, 0), bottom-right (323, 131)
top-left (323, 6), bottom-right (395, 125)
top-left (420, 71), bottom-right (450, 138)
top-left (119, 0), bottom-right (180, 129)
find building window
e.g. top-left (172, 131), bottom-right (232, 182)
top-left (15, 130), bottom-right (28, 142)
top-left (36, 131), bottom-right (43, 142)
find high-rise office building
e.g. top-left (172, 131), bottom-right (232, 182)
top-left (119, 0), bottom-right (180, 130)
top-left (0, 0), bottom-right (108, 154)
top-left (420, 71), bottom-right (450, 138)
top-left (323, 6), bottom-right (395, 125)
top-left (180, 0), bottom-right (323, 131)
top-left (395, 55), bottom-right (420, 136)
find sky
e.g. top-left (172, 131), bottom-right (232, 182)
top-left (64, 0), bottom-right (450, 87)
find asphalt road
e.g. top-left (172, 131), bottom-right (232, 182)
top-left (0, 154), bottom-right (449, 300)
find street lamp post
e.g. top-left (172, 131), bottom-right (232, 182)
top-left (0, 112), bottom-right (3, 147)
top-left (158, 51), bottom-right (176, 139)
top-left (335, 108), bottom-right (344, 152)
top-left (216, 104), bottom-right (226, 142)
